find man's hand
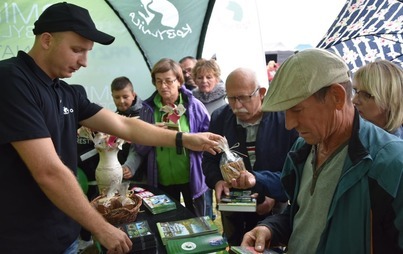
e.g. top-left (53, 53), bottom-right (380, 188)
top-left (93, 223), bottom-right (133, 254)
top-left (122, 166), bottom-right (133, 180)
top-left (214, 180), bottom-right (231, 203)
top-left (183, 132), bottom-right (223, 155)
top-left (230, 170), bottom-right (256, 189)
top-left (256, 196), bottom-right (276, 215)
top-left (241, 225), bottom-right (272, 253)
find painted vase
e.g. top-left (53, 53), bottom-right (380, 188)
top-left (95, 148), bottom-right (123, 194)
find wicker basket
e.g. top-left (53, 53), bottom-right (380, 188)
top-left (91, 192), bottom-right (142, 225)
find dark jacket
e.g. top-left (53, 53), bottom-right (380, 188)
top-left (259, 112), bottom-right (403, 253)
top-left (115, 97), bottom-right (143, 164)
top-left (115, 96), bottom-right (143, 117)
top-left (203, 104), bottom-right (299, 202)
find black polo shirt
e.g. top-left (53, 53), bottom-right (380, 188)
top-left (0, 51), bottom-right (102, 253)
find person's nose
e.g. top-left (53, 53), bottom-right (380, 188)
top-left (232, 99), bottom-right (244, 109)
top-left (78, 53), bottom-right (88, 68)
top-left (352, 94), bottom-right (360, 105)
top-left (160, 82), bottom-right (169, 88)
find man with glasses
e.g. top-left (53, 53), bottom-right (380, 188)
top-left (179, 56), bottom-right (198, 90)
top-left (202, 68), bottom-right (299, 246)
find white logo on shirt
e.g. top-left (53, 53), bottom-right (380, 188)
top-left (63, 107), bottom-right (74, 115)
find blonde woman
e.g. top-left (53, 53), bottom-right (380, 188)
top-left (352, 60), bottom-right (403, 138)
top-left (192, 58), bottom-right (227, 115)
top-left (192, 58), bottom-right (227, 220)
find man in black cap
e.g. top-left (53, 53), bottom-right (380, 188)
top-left (0, 2), bottom-right (222, 254)
top-left (32, 2), bottom-right (115, 45)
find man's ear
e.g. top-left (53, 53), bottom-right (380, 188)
top-left (329, 84), bottom-right (346, 110)
top-left (259, 87), bottom-right (267, 99)
top-left (40, 33), bottom-right (53, 49)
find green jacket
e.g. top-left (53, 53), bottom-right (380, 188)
top-left (260, 112), bottom-right (403, 253)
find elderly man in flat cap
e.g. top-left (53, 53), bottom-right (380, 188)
top-left (241, 49), bottom-right (403, 254)
top-left (0, 2), bottom-right (222, 254)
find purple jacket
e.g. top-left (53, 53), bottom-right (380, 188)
top-left (134, 86), bottom-right (210, 199)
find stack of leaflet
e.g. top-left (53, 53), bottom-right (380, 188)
top-left (101, 220), bottom-right (157, 253)
top-left (157, 216), bottom-right (219, 245)
top-left (119, 220), bottom-right (157, 252)
top-left (142, 194), bottom-right (177, 214)
top-left (218, 190), bottom-right (257, 212)
top-left (166, 233), bottom-right (227, 254)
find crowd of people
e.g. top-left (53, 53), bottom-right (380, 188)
top-left (0, 2), bottom-right (402, 254)
top-left (203, 67), bottom-right (298, 246)
top-left (243, 49), bottom-right (403, 253)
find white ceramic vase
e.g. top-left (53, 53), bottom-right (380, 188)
top-left (95, 148), bottom-right (123, 194)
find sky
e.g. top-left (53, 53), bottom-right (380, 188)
top-left (256, 0), bottom-right (347, 50)
top-left (201, 0), bottom-right (348, 88)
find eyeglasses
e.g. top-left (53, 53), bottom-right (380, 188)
top-left (352, 88), bottom-right (374, 100)
top-left (155, 79), bottom-right (177, 86)
top-left (226, 88), bottom-right (260, 104)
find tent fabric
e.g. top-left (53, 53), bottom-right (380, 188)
top-left (317, 0), bottom-right (403, 73)
top-left (105, 0), bottom-right (216, 70)
top-left (0, 0), bottom-right (267, 108)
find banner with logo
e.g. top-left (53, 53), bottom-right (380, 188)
top-left (0, 1), bottom-right (158, 109)
top-left (0, 0), bottom-right (267, 108)
top-left (105, 0), bottom-right (215, 69)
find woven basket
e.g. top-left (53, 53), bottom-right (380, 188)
top-left (91, 192), bottom-right (142, 225)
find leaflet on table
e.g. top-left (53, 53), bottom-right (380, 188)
top-left (157, 216), bottom-right (219, 245)
top-left (131, 186), bottom-right (154, 199)
top-left (101, 220), bottom-right (157, 253)
top-left (230, 246), bottom-right (282, 254)
top-left (166, 232), bottom-right (228, 254)
top-left (142, 194), bottom-right (177, 214)
top-left (218, 190), bottom-right (257, 212)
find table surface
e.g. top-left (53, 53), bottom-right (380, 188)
top-left (84, 182), bottom-right (196, 254)
top-left (133, 183), bottom-right (195, 253)
top-left (84, 183), bottom-right (196, 253)
top-left (86, 183), bottom-right (228, 254)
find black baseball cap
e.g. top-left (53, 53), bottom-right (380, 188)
top-left (33, 2), bottom-right (115, 45)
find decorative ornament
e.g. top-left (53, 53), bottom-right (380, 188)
top-left (77, 127), bottom-right (127, 194)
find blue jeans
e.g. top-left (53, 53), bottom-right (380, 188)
top-left (63, 238), bottom-right (79, 254)
top-left (205, 188), bottom-right (215, 220)
top-left (193, 188), bottom-right (215, 219)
